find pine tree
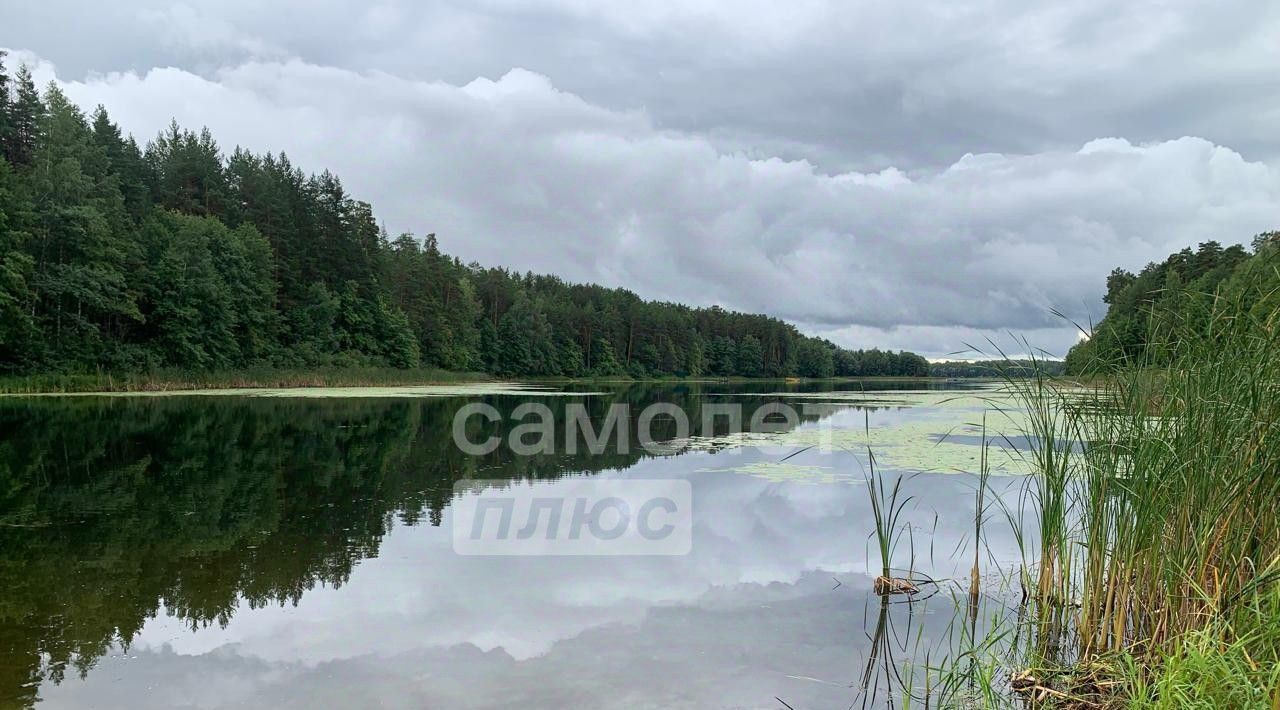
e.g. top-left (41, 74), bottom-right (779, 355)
top-left (376, 294), bottom-right (420, 368)
top-left (0, 51), bottom-right (12, 161)
top-left (290, 282), bottom-right (340, 363)
top-left (139, 213), bottom-right (238, 368)
top-left (735, 335), bottom-right (764, 377)
top-left (213, 221), bottom-right (279, 363)
top-left (0, 156), bottom-right (36, 369)
top-left (477, 316), bottom-right (499, 372)
top-left (448, 276), bottom-right (483, 369)
top-left (708, 336), bottom-right (736, 376)
top-left (795, 338), bottom-right (835, 377)
top-left (557, 339), bottom-right (585, 376)
top-left (6, 65), bottom-right (43, 167)
top-left (91, 106), bottom-right (151, 222)
top-left (27, 85), bottom-right (141, 367)
top-left (684, 332), bottom-right (706, 376)
top-left (590, 338), bottom-right (624, 376)
top-left (496, 301), bottom-right (533, 376)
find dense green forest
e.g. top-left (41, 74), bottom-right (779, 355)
top-left (1064, 233), bottom-right (1280, 374)
top-left (0, 55), bottom-right (927, 381)
top-left (927, 359), bottom-right (1064, 379)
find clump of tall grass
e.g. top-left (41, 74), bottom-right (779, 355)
top-left (1005, 288), bottom-right (1280, 702)
top-left (1120, 585), bottom-right (1280, 709)
top-left (866, 451), bottom-right (911, 582)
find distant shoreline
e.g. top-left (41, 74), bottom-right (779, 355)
top-left (0, 369), bottom-right (989, 396)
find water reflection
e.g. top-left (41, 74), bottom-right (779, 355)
top-left (0, 381), bottom-right (1020, 709)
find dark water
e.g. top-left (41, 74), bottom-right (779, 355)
top-left (0, 381), bottom-right (1025, 709)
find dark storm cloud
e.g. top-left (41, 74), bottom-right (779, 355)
top-left (6, 1), bottom-right (1280, 356)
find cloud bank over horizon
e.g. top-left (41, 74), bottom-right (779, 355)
top-left (7, 1), bottom-right (1280, 358)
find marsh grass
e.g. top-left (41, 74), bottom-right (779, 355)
top-left (793, 286), bottom-right (1274, 706)
top-left (1119, 586), bottom-right (1280, 709)
top-left (981, 289), bottom-right (1280, 706)
top-left (866, 455), bottom-right (912, 582)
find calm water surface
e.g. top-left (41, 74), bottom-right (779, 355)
top-left (0, 381), bottom-right (1032, 709)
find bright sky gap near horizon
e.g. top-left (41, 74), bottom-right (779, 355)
top-left (6, 1), bottom-right (1279, 358)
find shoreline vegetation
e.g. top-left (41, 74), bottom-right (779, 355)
top-left (926, 238), bottom-right (1280, 708)
top-left (0, 368), bottom-right (1004, 395)
top-left (0, 366), bottom-right (494, 395)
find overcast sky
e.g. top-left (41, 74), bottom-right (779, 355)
top-left (7, 1), bottom-right (1280, 357)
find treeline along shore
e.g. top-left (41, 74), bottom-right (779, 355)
top-left (0, 53), bottom-right (930, 388)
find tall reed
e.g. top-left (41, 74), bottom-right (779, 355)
top-left (1009, 286), bottom-right (1280, 692)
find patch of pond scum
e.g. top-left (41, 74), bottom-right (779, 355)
top-left (685, 387), bottom-right (1042, 476)
top-left (697, 461), bottom-right (861, 485)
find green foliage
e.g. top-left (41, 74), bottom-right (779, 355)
top-left (708, 335), bottom-right (736, 376)
top-left (139, 213), bottom-right (239, 368)
top-left (1000, 286), bottom-right (1280, 707)
top-left (1123, 598), bottom-right (1280, 710)
top-left (928, 359), bottom-right (1064, 378)
top-left (833, 347), bottom-right (929, 377)
top-left (3, 63), bottom-right (40, 167)
top-left (0, 156), bottom-right (36, 368)
top-left (1065, 236), bottom-right (1278, 373)
top-left (735, 334), bottom-right (764, 377)
top-left (0, 68), bottom-right (930, 379)
top-left (794, 337), bottom-right (834, 377)
top-left (0, 52), bottom-right (11, 164)
top-left (26, 85), bottom-right (144, 369)
top-left (590, 337), bottom-right (624, 376)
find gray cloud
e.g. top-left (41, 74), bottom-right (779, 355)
top-left (11, 1), bottom-right (1280, 169)
top-left (6, 1), bottom-right (1279, 357)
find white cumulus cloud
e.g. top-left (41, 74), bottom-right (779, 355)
top-left (8, 41), bottom-right (1279, 357)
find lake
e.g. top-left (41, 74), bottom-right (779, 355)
top-left (0, 380), bottom-right (1037, 709)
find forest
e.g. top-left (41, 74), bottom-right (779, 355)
top-left (927, 359), bottom-right (1064, 379)
top-left (1064, 233), bottom-right (1280, 374)
top-left (0, 55), bottom-right (928, 381)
